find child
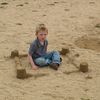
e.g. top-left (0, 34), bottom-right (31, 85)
top-left (28, 24), bottom-right (61, 70)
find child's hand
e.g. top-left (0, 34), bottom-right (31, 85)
top-left (32, 65), bottom-right (38, 70)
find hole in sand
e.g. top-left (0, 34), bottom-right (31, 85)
top-left (75, 34), bottom-right (100, 52)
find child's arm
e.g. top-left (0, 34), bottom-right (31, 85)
top-left (28, 53), bottom-right (38, 70)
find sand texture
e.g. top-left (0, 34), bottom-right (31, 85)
top-left (0, 0), bottom-right (100, 100)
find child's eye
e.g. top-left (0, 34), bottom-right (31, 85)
top-left (40, 34), bottom-right (47, 36)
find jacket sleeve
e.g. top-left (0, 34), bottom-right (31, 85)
top-left (45, 40), bottom-right (48, 51)
top-left (28, 42), bottom-right (36, 56)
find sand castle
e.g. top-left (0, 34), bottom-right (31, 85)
top-left (60, 47), bottom-right (89, 73)
top-left (11, 50), bottom-right (27, 79)
top-left (11, 47), bottom-right (89, 80)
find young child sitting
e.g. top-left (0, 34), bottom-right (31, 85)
top-left (28, 24), bottom-right (61, 70)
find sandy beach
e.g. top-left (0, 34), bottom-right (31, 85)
top-left (0, 0), bottom-right (100, 100)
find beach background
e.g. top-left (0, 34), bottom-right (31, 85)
top-left (0, 0), bottom-right (100, 100)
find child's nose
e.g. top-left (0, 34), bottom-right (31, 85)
top-left (42, 35), bottom-right (46, 38)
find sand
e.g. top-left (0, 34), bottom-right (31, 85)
top-left (0, 0), bottom-right (100, 100)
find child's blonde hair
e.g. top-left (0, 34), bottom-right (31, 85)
top-left (35, 24), bottom-right (48, 35)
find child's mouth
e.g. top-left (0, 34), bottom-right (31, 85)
top-left (40, 38), bottom-right (45, 41)
top-left (42, 38), bottom-right (45, 40)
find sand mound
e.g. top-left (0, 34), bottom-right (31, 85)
top-left (75, 34), bottom-right (100, 52)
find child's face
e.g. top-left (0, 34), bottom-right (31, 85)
top-left (37, 31), bottom-right (48, 42)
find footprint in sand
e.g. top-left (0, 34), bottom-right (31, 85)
top-left (47, 3), bottom-right (55, 6)
top-left (70, 16), bottom-right (77, 18)
top-left (89, 1), bottom-right (95, 4)
top-left (43, 14), bottom-right (46, 17)
top-left (0, 2), bottom-right (8, 8)
top-left (60, 1), bottom-right (67, 3)
top-left (88, 16), bottom-right (95, 19)
top-left (54, 1), bottom-right (59, 4)
top-left (32, 10), bottom-right (38, 12)
top-left (64, 8), bottom-right (70, 11)
top-left (16, 4), bottom-right (24, 7)
top-left (0, 6), bottom-right (4, 8)
top-left (61, 42), bottom-right (66, 45)
top-left (0, 2), bottom-right (8, 5)
top-left (24, 2), bottom-right (29, 4)
top-left (16, 23), bottom-right (22, 25)
top-left (95, 23), bottom-right (100, 28)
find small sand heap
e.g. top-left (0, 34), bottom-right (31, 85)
top-left (59, 47), bottom-right (70, 55)
top-left (11, 50), bottom-right (28, 79)
top-left (80, 62), bottom-right (89, 73)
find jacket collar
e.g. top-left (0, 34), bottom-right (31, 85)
top-left (36, 38), bottom-right (46, 47)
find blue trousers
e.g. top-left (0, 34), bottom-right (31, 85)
top-left (34, 51), bottom-right (61, 67)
